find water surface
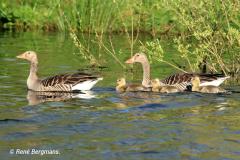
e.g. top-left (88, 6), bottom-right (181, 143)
top-left (0, 31), bottom-right (240, 160)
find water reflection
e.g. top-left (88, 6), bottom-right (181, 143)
top-left (27, 90), bottom-right (96, 105)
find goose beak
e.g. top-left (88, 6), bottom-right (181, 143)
top-left (125, 57), bottom-right (134, 64)
top-left (16, 53), bottom-right (25, 59)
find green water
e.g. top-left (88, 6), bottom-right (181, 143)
top-left (0, 31), bottom-right (240, 160)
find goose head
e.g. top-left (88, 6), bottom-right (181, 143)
top-left (116, 78), bottom-right (126, 87)
top-left (191, 76), bottom-right (200, 87)
top-left (125, 53), bottom-right (148, 64)
top-left (151, 78), bottom-right (163, 88)
top-left (17, 51), bottom-right (38, 63)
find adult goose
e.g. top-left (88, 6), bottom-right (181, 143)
top-left (191, 76), bottom-right (226, 93)
top-left (125, 53), bottom-right (229, 90)
top-left (17, 51), bottom-right (103, 92)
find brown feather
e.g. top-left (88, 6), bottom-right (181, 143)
top-left (41, 72), bottom-right (99, 87)
top-left (161, 73), bottom-right (226, 90)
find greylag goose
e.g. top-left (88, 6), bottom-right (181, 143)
top-left (116, 78), bottom-right (150, 92)
top-left (151, 78), bottom-right (182, 93)
top-left (125, 53), bottom-right (230, 90)
top-left (191, 76), bottom-right (226, 93)
top-left (17, 51), bottom-right (103, 92)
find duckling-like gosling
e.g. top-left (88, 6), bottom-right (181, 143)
top-left (151, 79), bottom-right (162, 92)
top-left (151, 78), bottom-right (182, 93)
top-left (116, 78), bottom-right (127, 92)
top-left (191, 76), bottom-right (226, 93)
top-left (116, 78), bottom-right (151, 92)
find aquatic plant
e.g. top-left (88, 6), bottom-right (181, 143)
top-left (141, 0), bottom-right (240, 77)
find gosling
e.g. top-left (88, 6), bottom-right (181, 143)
top-left (191, 76), bottom-right (226, 93)
top-left (151, 78), bottom-right (182, 93)
top-left (116, 78), bottom-right (150, 92)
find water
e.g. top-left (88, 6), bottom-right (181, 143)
top-left (0, 31), bottom-right (240, 160)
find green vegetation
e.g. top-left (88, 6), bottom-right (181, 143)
top-left (141, 0), bottom-right (240, 77)
top-left (1, 0), bottom-right (239, 77)
top-left (0, 0), bottom-right (175, 33)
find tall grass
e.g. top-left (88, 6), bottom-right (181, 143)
top-left (0, 0), bottom-right (174, 33)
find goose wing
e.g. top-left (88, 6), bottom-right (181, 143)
top-left (161, 73), bottom-right (228, 90)
top-left (40, 72), bottom-right (100, 87)
top-left (161, 73), bottom-right (193, 85)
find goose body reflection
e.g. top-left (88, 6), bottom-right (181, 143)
top-left (27, 91), bottom-right (96, 105)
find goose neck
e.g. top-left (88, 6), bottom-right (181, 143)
top-left (142, 61), bottom-right (151, 87)
top-left (27, 62), bottom-right (39, 87)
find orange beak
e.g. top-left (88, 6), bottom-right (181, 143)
top-left (125, 57), bottom-right (134, 64)
top-left (16, 53), bottom-right (25, 59)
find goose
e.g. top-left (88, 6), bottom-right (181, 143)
top-left (151, 78), bottom-right (182, 93)
top-left (16, 51), bottom-right (103, 92)
top-left (191, 76), bottom-right (226, 93)
top-left (125, 53), bottom-right (230, 90)
top-left (116, 78), bottom-right (150, 92)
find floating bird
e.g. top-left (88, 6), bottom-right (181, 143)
top-left (151, 78), bottom-right (182, 93)
top-left (191, 76), bottom-right (226, 93)
top-left (17, 51), bottom-right (103, 92)
top-left (116, 78), bottom-right (150, 92)
top-left (125, 53), bottom-right (230, 90)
